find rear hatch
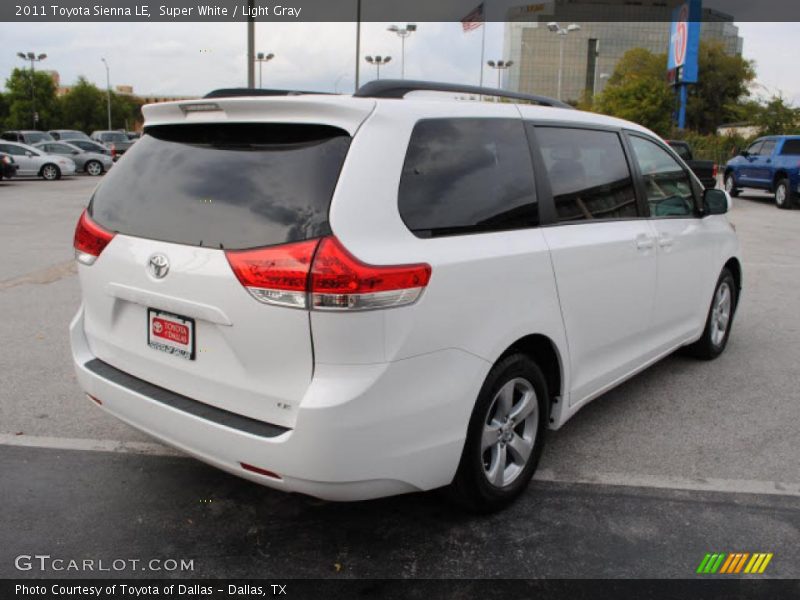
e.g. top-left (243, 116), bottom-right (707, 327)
top-left (77, 97), bottom-right (373, 428)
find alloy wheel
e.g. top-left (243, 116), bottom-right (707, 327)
top-left (482, 377), bottom-right (539, 488)
top-left (710, 281), bottom-right (732, 347)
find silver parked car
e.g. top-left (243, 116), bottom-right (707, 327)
top-left (0, 140), bottom-right (76, 180)
top-left (34, 141), bottom-right (114, 176)
top-left (49, 129), bottom-right (92, 142)
top-left (64, 138), bottom-right (114, 158)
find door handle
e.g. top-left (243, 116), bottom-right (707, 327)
top-left (658, 235), bottom-right (674, 249)
top-left (635, 236), bottom-right (655, 251)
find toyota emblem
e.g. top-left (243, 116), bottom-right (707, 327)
top-left (148, 254), bottom-right (170, 279)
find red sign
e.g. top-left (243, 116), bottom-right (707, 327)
top-left (152, 317), bottom-right (189, 345)
top-left (673, 4), bottom-right (689, 67)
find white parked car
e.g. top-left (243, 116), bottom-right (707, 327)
top-left (70, 82), bottom-right (741, 511)
top-left (0, 140), bottom-right (76, 180)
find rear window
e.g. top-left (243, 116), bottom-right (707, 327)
top-left (780, 139), bottom-right (800, 155)
top-left (398, 118), bottom-right (537, 238)
top-left (668, 142), bottom-right (691, 160)
top-left (89, 123), bottom-right (351, 250)
top-left (24, 132), bottom-right (52, 144)
top-left (99, 132), bottom-right (129, 143)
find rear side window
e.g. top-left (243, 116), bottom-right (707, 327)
top-left (398, 118), bottom-right (537, 238)
top-left (780, 139), bottom-right (800, 155)
top-left (535, 127), bottom-right (638, 222)
top-left (89, 123), bottom-right (351, 250)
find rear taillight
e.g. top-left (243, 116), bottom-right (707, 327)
top-left (225, 236), bottom-right (431, 311)
top-left (110, 144), bottom-right (117, 159)
top-left (712, 163), bottom-right (718, 178)
top-left (73, 209), bottom-right (115, 266)
top-left (310, 236), bottom-right (431, 310)
top-left (225, 239), bottom-right (318, 309)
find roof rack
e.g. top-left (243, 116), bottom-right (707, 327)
top-left (354, 80), bottom-right (574, 109)
top-left (203, 88), bottom-right (334, 99)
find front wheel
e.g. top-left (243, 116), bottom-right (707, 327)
top-left (41, 164), bottom-right (60, 181)
top-left (85, 160), bottom-right (104, 176)
top-left (775, 178), bottom-right (794, 210)
top-left (685, 268), bottom-right (737, 360)
top-left (449, 353), bottom-right (548, 513)
top-left (724, 173), bottom-right (740, 197)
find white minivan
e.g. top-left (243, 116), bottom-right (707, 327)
top-left (70, 81), bottom-right (741, 511)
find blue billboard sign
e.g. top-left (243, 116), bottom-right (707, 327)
top-left (667, 0), bottom-right (701, 85)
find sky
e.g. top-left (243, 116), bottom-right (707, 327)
top-left (0, 20), bottom-right (798, 104)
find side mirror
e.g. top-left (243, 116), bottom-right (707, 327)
top-left (703, 189), bottom-right (730, 215)
top-left (72, 150), bottom-right (80, 155)
top-left (25, 151), bottom-right (33, 157)
top-left (738, 149), bottom-right (749, 157)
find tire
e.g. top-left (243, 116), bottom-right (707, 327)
top-left (684, 268), bottom-right (737, 360)
top-left (775, 178), bottom-right (793, 210)
top-left (41, 164), bottom-right (60, 181)
top-left (724, 173), bottom-right (740, 197)
top-left (449, 353), bottom-right (548, 513)
top-left (85, 160), bottom-right (104, 176)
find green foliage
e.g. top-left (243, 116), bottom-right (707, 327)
top-left (594, 49), bottom-right (674, 136)
top-left (4, 68), bottom-right (60, 130)
top-left (0, 92), bottom-right (9, 130)
top-left (7, 74), bottom-right (146, 134)
top-left (591, 42), bottom-right (756, 136)
top-left (58, 77), bottom-right (106, 132)
top-left (685, 41), bottom-right (756, 134)
top-left (752, 95), bottom-right (800, 136)
top-left (668, 130), bottom-right (750, 164)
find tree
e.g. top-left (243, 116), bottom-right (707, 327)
top-left (594, 48), bottom-right (674, 136)
top-left (752, 95), bottom-right (800, 136)
top-left (0, 92), bottom-right (9, 130)
top-left (4, 67), bottom-right (59, 130)
top-left (58, 77), bottom-right (106, 132)
top-left (593, 42), bottom-right (756, 135)
top-left (685, 41), bottom-right (755, 134)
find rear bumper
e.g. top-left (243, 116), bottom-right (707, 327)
top-left (70, 306), bottom-right (489, 501)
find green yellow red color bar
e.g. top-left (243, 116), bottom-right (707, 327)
top-left (696, 553), bottom-right (773, 574)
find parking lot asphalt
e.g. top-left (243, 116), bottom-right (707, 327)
top-left (1, 176), bottom-right (798, 578)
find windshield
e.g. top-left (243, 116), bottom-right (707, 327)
top-left (100, 132), bottom-right (129, 143)
top-left (24, 132), bottom-right (53, 144)
top-left (89, 123), bottom-right (351, 250)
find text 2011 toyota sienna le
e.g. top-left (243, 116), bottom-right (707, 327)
top-left (70, 81), bottom-right (741, 512)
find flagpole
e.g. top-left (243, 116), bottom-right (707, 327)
top-left (479, 22), bottom-right (486, 88)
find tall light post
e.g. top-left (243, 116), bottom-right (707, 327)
top-left (16, 51), bottom-right (47, 128)
top-left (101, 57), bottom-right (111, 130)
top-left (255, 52), bottom-right (274, 88)
top-left (365, 55), bottom-right (391, 80)
top-left (487, 59), bottom-right (514, 89)
top-left (386, 24), bottom-right (416, 79)
top-left (547, 22), bottom-right (581, 100)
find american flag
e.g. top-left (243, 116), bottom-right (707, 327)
top-left (461, 3), bottom-right (484, 32)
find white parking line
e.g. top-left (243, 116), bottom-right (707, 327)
top-left (533, 468), bottom-right (800, 498)
top-left (2, 433), bottom-right (799, 498)
top-left (0, 433), bottom-right (182, 457)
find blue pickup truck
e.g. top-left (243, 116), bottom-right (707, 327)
top-left (724, 135), bottom-right (800, 209)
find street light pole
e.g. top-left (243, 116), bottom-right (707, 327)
top-left (101, 57), bottom-right (111, 130)
top-left (16, 51), bottom-right (47, 129)
top-left (486, 60), bottom-right (514, 89)
top-left (255, 52), bottom-right (274, 88)
top-left (387, 24), bottom-right (417, 79)
top-left (365, 55), bottom-right (391, 80)
top-left (547, 22), bottom-right (581, 100)
top-left (246, 0), bottom-right (255, 88)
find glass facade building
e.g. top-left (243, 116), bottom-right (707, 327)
top-left (503, 1), bottom-right (743, 102)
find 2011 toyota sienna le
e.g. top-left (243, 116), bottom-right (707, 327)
top-left (70, 81), bottom-right (741, 512)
